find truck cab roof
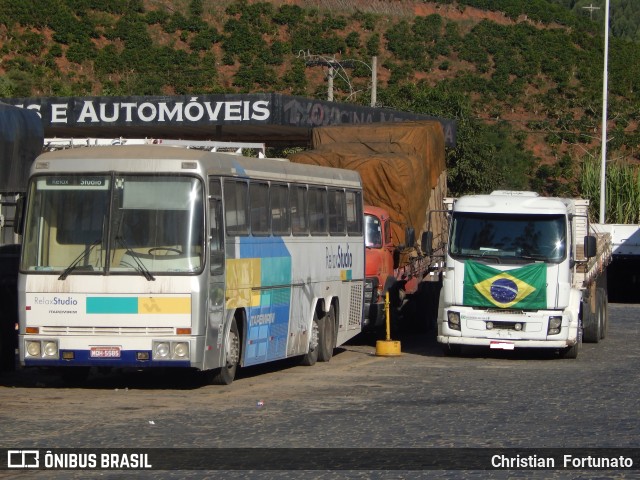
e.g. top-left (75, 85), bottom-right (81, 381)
top-left (453, 191), bottom-right (574, 216)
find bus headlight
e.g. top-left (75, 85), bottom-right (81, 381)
top-left (43, 341), bottom-right (59, 358)
top-left (548, 316), bottom-right (562, 335)
top-left (173, 342), bottom-right (189, 359)
top-left (153, 341), bottom-right (190, 361)
top-left (153, 342), bottom-right (171, 359)
top-left (25, 340), bottom-right (59, 359)
top-left (447, 311), bottom-right (461, 331)
top-left (26, 341), bottom-right (41, 357)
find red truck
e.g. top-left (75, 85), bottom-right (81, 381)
top-left (290, 121), bottom-right (447, 332)
top-left (363, 204), bottom-right (442, 331)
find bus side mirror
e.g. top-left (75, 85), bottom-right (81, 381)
top-left (421, 231), bottom-right (433, 256)
top-left (584, 235), bottom-right (596, 258)
top-left (14, 196), bottom-right (24, 235)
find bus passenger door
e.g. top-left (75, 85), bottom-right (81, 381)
top-left (206, 179), bottom-right (225, 370)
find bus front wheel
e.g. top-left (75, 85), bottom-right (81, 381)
top-left (210, 318), bottom-right (240, 385)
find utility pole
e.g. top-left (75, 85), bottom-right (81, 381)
top-left (599, 0), bottom-right (610, 224)
top-left (302, 53), bottom-right (377, 106)
top-left (370, 56), bottom-right (377, 107)
top-left (327, 64), bottom-right (334, 102)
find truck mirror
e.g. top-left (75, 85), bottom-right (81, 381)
top-left (405, 227), bottom-right (415, 249)
top-left (421, 231), bottom-right (433, 256)
top-left (13, 196), bottom-right (24, 235)
top-left (584, 235), bottom-right (596, 258)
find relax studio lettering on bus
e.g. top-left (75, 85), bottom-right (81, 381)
top-left (326, 245), bottom-right (353, 269)
top-left (34, 296), bottom-right (78, 306)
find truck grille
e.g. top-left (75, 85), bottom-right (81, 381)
top-left (483, 308), bottom-right (526, 315)
top-left (488, 322), bottom-right (520, 330)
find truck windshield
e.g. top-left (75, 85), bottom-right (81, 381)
top-left (365, 214), bottom-right (382, 248)
top-left (449, 212), bottom-right (566, 263)
top-left (21, 174), bottom-right (204, 275)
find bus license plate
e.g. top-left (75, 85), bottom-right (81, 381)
top-left (490, 341), bottom-right (514, 350)
top-left (90, 346), bottom-right (121, 358)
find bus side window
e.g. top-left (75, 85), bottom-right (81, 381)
top-left (328, 188), bottom-right (346, 236)
top-left (250, 181), bottom-right (270, 236)
top-left (209, 179), bottom-right (224, 275)
top-left (346, 190), bottom-right (363, 236)
top-left (291, 185), bottom-right (308, 236)
top-left (271, 183), bottom-right (290, 236)
top-left (224, 179), bottom-right (249, 236)
top-left (309, 186), bottom-right (327, 236)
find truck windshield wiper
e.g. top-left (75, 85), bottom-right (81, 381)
top-left (58, 239), bottom-right (101, 280)
top-left (115, 236), bottom-right (155, 281)
top-left (517, 253), bottom-right (546, 261)
top-left (460, 252), bottom-right (501, 263)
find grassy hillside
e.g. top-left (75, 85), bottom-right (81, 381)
top-left (1, 0), bottom-right (639, 221)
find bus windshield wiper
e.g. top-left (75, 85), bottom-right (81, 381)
top-left (115, 236), bottom-right (155, 281)
top-left (58, 239), bottom-right (101, 280)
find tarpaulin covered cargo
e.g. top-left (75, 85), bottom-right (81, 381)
top-left (289, 121), bottom-right (446, 251)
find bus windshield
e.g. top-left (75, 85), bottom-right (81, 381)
top-left (449, 212), bottom-right (566, 263)
top-left (21, 174), bottom-right (204, 275)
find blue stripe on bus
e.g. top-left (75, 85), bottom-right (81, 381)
top-left (239, 236), bottom-right (290, 258)
top-left (261, 256), bottom-right (292, 288)
top-left (244, 303), bottom-right (290, 366)
top-left (87, 297), bottom-right (138, 314)
top-left (237, 236), bottom-right (293, 366)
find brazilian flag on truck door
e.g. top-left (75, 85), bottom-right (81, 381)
top-left (463, 260), bottom-right (547, 309)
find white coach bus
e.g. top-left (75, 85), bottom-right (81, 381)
top-left (16, 146), bottom-right (364, 384)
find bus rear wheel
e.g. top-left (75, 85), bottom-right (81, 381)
top-left (318, 307), bottom-right (336, 362)
top-left (210, 318), bottom-right (240, 385)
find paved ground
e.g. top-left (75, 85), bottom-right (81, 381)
top-left (0, 303), bottom-right (638, 479)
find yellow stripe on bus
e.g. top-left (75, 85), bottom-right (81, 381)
top-left (138, 297), bottom-right (191, 314)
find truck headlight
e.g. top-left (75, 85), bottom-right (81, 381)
top-left (548, 316), bottom-right (562, 335)
top-left (447, 311), bottom-right (461, 331)
top-left (364, 277), bottom-right (379, 303)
